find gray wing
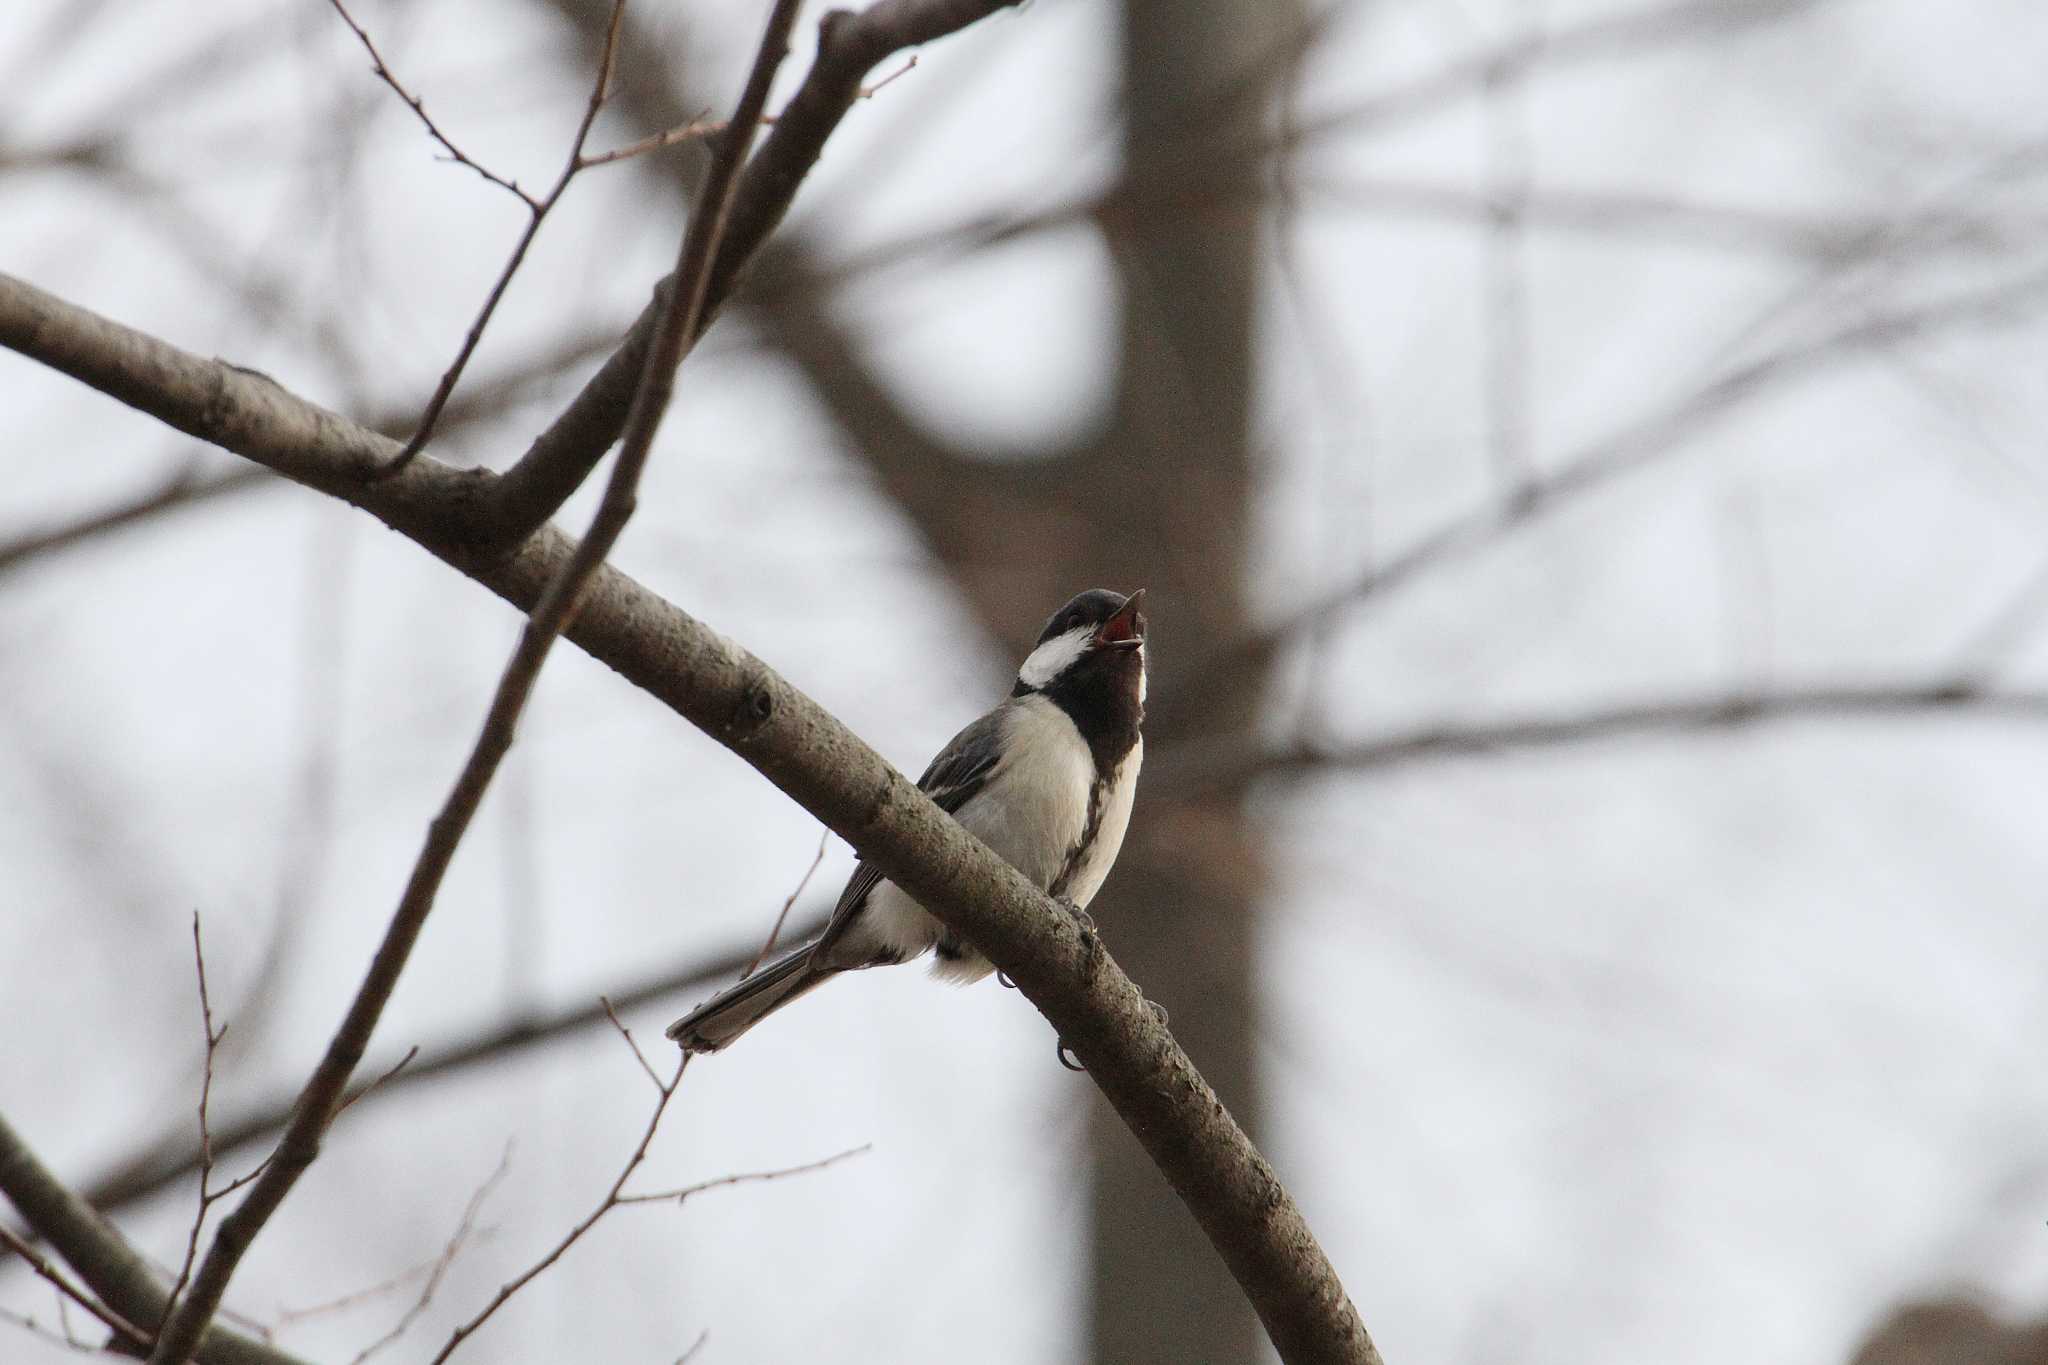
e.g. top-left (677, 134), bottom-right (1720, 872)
top-left (818, 706), bottom-right (1008, 940)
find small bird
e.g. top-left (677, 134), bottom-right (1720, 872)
top-left (668, 588), bottom-right (1148, 1053)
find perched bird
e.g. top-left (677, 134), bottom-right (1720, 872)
top-left (668, 588), bottom-right (1149, 1053)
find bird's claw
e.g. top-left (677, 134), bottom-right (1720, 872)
top-left (1055, 896), bottom-right (1097, 936)
top-left (1056, 1039), bottom-right (1086, 1072)
top-left (1146, 998), bottom-right (1170, 1027)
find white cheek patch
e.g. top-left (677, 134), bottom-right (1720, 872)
top-left (1018, 626), bottom-right (1092, 690)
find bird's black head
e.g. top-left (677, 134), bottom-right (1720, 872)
top-left (1012, 589), bottom-right (1147, 748)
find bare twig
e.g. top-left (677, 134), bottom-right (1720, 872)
top-left (141, 9), bottom-right (799, 1361)
top-left (159, 914), bottom-right (237, 1329)
top-left (84, 927), bottom-right (817, 1220)
top-left (574, 109), bottom-right (722, 170)
top-left (374, 0), bottom-right (630, 472)
top-left (673, 1328), bottom-right (710, 1364)
top-left (428, 1053), bottom-right (687, 1364)
top-left (742, 828), bottom-right (830, 978)
top-left (573, 52), bottom-right (920, 169)
top-left (600, 997), bottom-right (664, 1095)
top-left (333, 1046), bottom-right (419, 1120)
top-left (614, 1144), bottom-right (870, 1206)
top-left (324, 0), bottom-right (533, 206)
top-left (0, 1225), bottom-right (149, 1354)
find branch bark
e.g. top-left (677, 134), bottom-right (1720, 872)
top-left (0, 271), bottom-right (1379, 1365)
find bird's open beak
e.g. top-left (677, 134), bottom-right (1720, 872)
top-left (1093, 588), bottom-right (1147, 650)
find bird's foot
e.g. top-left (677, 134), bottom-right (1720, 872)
top-left (1056, 1039), bottom-right (1086, 1072)
top-left (1056, 896), bottom-right (1098, 935)
top-left (1146, 997), bottom-right (1170, 1028)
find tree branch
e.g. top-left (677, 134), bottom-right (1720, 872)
top-left (1156, 682), bottom-right (2048, 791)
top-left (479, 0), bottom-right (1025, 549)
top-left (0, 274), bottom-right (1380, 1365)
top-left (0, 467), bottom-right (269, 580)
top-left (0, 1111), bottom-right (313, 1365)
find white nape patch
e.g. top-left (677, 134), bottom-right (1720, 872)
top-left (1017, 625), bottom-right (1092, 690)
top-left (1138, 647), bottom-right (1147, 706)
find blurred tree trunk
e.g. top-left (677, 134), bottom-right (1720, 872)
top-left (1848, 1299), bottom-right (2048, 1365)
top-left (1078, 3), bottom-right (1296, 1361)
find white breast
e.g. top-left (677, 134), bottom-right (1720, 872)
top-left (1061, 737), bottom-right (1141, 909)
top-left (961, 695), bottom-right (1096, 891)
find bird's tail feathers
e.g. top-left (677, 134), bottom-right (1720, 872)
top-left (665, 945), bottom-right (830, 1053)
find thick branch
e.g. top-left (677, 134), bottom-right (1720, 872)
top-left (0, 1111), bottom-right (312, 1365)
top-left (0, 273), bottom-right (1378, 1365)
top-left (481, 0), bottom-right (1023, 548)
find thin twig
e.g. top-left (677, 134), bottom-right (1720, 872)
top-left (742, 829), bottom-right (830, 978)
top-left (323, 0), bottom-right (532, 206)
top-left (334, 1046), bottom-right (420, 1121)
top-left (0, 1225), bottom-right (150, 1353)
top-left (673, 1328), bottom-right (710, 1364)
top-left (577, 56), bottom-right (917, 170)
top-left (84, 927), bottom-right (817, 1220)
top-left (600, 997), bottom-right (664, 1095)
top-left (159, 915), bottom-right (235, 1332)
top-left (343, 1147), bottom-right (511, 1365)
top-left (575, 110), bottom-right (723, 171)
top-left (374, 0), bottom-right (631, 473)
top-left (427, 1054), bottom-right (686, 1365)
top-left (615, 1145), bottom-right (871, 1206)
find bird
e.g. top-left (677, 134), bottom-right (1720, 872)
top-left (667, 588), bottom-right (1148, 1053)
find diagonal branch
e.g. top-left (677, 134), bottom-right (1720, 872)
top-left (478, 0), bottom-right (1025, 550)
top-left (0, 273), bottom-right (1380, 1365)
top-left (0, 1223), bottom-right (150, 1354)
top-left (0, 1111), bottom-right (313, 1365)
